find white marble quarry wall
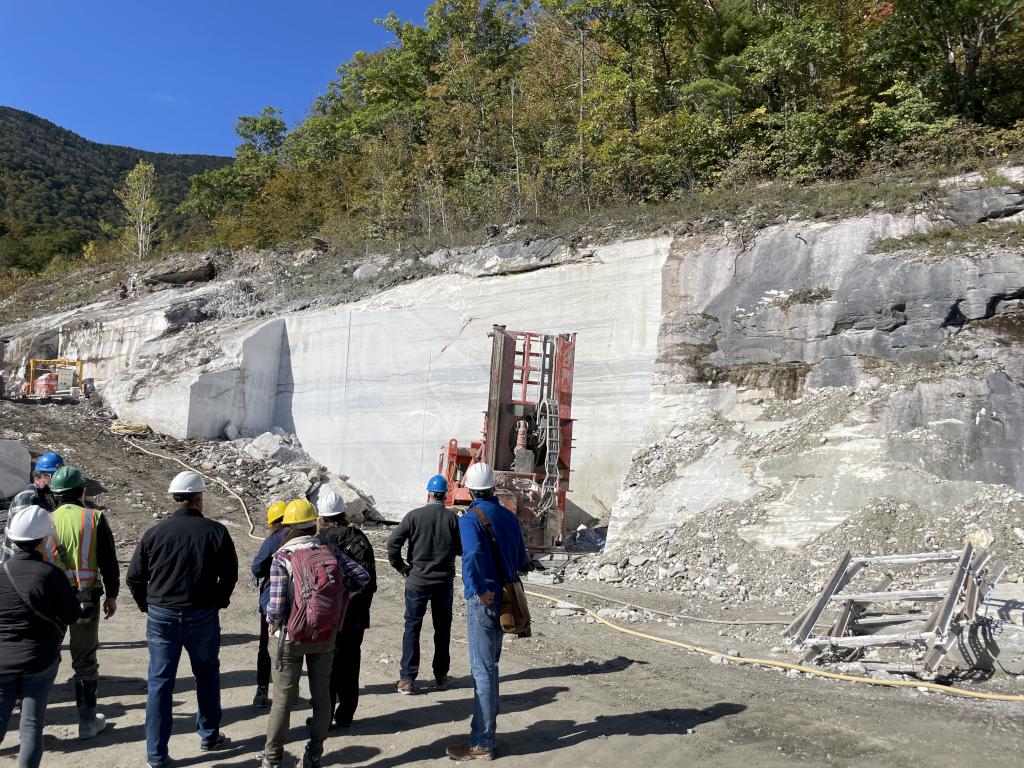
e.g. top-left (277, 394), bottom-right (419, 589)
top-left (277, 237), bottom-right (669, 519)
top-left (1, 238), bottom-right (668, 522)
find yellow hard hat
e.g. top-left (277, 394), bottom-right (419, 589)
top-left (283, 498), bottom-right (317, 526)
top-left (266, 501), bottom-right (287, 527)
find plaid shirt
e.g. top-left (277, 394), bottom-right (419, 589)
top-left (266, 535), bottom-right (370, 628)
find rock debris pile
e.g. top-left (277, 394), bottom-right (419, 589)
top-left (181, 428), bottom-right (383, 525)
top-left (563, 487), bottom-right (1024, 615)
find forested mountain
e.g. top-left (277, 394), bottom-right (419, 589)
top-left (0, 106), bottom-right (230, 272)
top-left (185, 0), bottom-right (1024, 249)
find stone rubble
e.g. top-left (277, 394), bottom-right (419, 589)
top-left (180, 429), bottom-right (385, 525)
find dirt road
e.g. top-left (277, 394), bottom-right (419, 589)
top-left (1, 400), bottom-right (1022, 767)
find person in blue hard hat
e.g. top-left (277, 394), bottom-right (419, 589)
top-left (386, 474), bottom-right (461, 695)
top-left (25, 452), bottom-right (64, 512)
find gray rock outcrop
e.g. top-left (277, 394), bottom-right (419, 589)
top-left (609, 170), bottom-right (1024, 555)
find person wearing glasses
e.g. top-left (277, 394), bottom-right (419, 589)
top-left (25, 452), bottom-right (65, 512)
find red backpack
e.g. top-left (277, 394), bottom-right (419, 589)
top-left (285, 545), bottom-right (348, 643)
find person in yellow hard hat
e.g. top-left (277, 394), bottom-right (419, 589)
top-left (249, 501), bottom-right (287, 708)
top-left (260, 498), bottom-right (369, 768)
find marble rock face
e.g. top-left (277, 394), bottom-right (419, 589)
top-left (0, 440), bottom-right (30, 500)
top-left (1, 237), bottom-right (669, 523)
top-left (5, 170), bottom-right (1024, 546)
top-left (609, 170), bottom-right (1024, 549)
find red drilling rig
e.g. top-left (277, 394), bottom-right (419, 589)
top-left (438, 325), bottom-right (576, 551)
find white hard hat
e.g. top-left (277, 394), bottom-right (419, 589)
top-left (464, 462), bottom-right (497, 491)
top-left (7, 505), bottom-right (54, 542)
top-left (168, 471), bottom-right (206, 494)
top-left (316, 488), bottom-right (348, 519)
top-left (9, 489), bottom-right (36, 511)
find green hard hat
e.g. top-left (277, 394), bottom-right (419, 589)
top-left (50, 465), bottom-right (85, 493)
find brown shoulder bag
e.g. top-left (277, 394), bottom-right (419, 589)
top-left (471, 507), bottom-right (532, 637)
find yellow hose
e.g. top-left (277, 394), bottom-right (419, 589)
top-left (122, 436), bottom-right (262, 541)
top-left (523, 587), bottom-right (1024, 703)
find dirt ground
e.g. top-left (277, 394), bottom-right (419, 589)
top-left (1, 400), bottom-right (1023, 768)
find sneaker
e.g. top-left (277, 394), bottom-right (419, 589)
top-left (200, 733), bottom-right (228, 751)
top-left (252, 686), bottom-right (270, 708)
top-left (301, 744), bottom-right (321, 768)
top-left (435, 675), bottom-right (450, 690)
top-left (446, 743), bottom-right (493, 761)
top-left (396, 679), bottom-right (415, 695)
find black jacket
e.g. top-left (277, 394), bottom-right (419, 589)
top-left (319, 525), bottom-right (376, 629)
top-left (387, 501), bottom-right (461, 590)
top-left (126, 507), bottom-right (238, 612)
top-left (0, 549), bottom-right (81, 675)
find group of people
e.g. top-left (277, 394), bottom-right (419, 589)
top-left (0, 451), bottom-right (529, 767)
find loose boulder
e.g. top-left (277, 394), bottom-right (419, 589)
top-left (0, 440), bottom-right (30, 499)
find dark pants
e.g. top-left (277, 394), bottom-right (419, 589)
top-left (330, 621), bottom-right (365, 724)
top-left (257, 614), bottom-right (271, 689)
top-left (400, 582), bottom-right (453, 682)
top-left (145, 607), bottom-right (222, 766)
top-left (69, 608), bottom-right (101, 681)
top-left (0, 660), bottom-right (59, 768)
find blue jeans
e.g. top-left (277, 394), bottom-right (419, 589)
top-left (467, 597), bottom-right (502, 751)
top-left (0, 659), bottom-right (59, 768)
top-left (145, 606), bottom-right (222, 765)
top-left (400, 582), bottom-right (454, 682)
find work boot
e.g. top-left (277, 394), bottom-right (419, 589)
top-left (77, 680), bottom-right (107, 740)
top-left (200, 733), bottom-right (228, 751)
top-left (446, 743), bottom-right (494, 761)
top-left (252, 686), bottom-right (270, 708)
top-left (301, 743), bottom-right (321, 768)
top-left (333, 705), bottom-right (352, 728)
top-left (396, 679), bottom-right (415, 695)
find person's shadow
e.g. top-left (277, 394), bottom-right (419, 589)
top-left (329, 702), bottom-right (746, 767)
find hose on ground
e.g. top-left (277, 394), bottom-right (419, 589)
top-left (109, 420), bottom-right (151, 436)
top-left (121, 435), bottom-right (261, 541)
top-left (550, 582), bottom-right (799, 627)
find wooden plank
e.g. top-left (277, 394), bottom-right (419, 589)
top-left (785, 551), bottom-right (854, 643)
top-left (804, 631), bottom-right (935, 649)
top-left (850, 551), bottom-right (961, 566)
top-left (854, 613), bottom-right (930, 626)
top-left (784, 557), bottom-right (865, 640)
top-left (924, 542), bottom-right (974, 637)
top-left (832, 575), bottom-right (892, 636)
top-left (859, 662), bottom-right (925, 674)
top-left (832, 588), bottom-right (945, 602)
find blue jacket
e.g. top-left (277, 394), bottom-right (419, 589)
top-left (459, 497), bottom-right (529, 600)
top-left (251, 528), bottom-right (287, 616)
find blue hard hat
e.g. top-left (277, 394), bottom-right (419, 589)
top-left (426, 474), bottom-right (448, 493)
top-left (34, 452), bottom-right (65, 473)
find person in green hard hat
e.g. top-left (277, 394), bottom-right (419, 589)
top-left (48, 465), bottom-right (120, 740)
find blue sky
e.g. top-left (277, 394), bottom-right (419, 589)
top-left (0, 1), bottom-right (430, 156)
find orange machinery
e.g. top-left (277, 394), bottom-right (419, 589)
top-left (439, 325), bottom-right (576, 550)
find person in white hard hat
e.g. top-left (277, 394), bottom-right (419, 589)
top-left (446, 463), bottom-right (528, 762)
top-left (315, 491), bottom-right (377, 727)
top-left (126, 471), bottom-right (239, 768)
top-left (0, 506), bottom-right (82, 768)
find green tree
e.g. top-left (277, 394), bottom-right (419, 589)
top-left (115, 160), bottom-right (160, 261)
